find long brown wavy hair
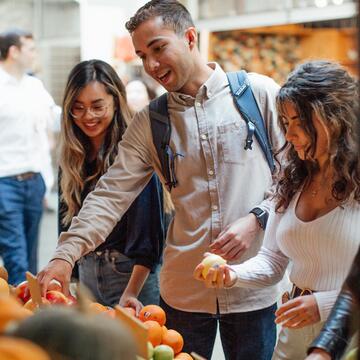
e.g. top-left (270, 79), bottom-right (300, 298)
top-left (60, 59), bottom-right (131, 225)
top-left (274, 60), bottom-right (360, 211)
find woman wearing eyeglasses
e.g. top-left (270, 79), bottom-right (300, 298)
top-left (57, 59), bottom-right (165, 312)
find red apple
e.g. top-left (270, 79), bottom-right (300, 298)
top-left (45, 290), bottom-right (69, 305)
top-left (15, 281), bottom-right (31, 304)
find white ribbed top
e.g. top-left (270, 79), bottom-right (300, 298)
top-left (232, 193), bottom-right (360, 321)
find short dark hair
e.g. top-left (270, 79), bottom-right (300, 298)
top-left (125, 0), bottom-right (194, 35)
top-left (0, 28), bottom-right (33, 60)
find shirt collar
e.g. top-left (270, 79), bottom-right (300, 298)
top-left (0, 66), bottom-right (26, 85)
top-left (202, 62), bottom-right (228, 99)
top-left (170, 62), bottom-right (228, 106)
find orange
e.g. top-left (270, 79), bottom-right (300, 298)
top-left (162, 329), bottom-right (184, 354)
top-left (161, 325), bottom-right (168, 338)
top-left (175, 353), bottom-right (193, 360)
top-left (105, 308), bottom-right (116, 318)
top-left (0, 337), bottom-right (50, 360)
top-left (0, 278), bottom-right (9, 296)
top-left (143, 320), bottom-right (162, 347)
top-left (0, 296), bottom-right (32, 333)
top-left (139, 304), bottom-right (166, 326)
top-left (88, 302), bottom-right (107, 314)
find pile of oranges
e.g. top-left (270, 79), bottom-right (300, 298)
top-left (0, 265), bottom-right (193, 360)
top-left (135, 304), bottom-right (193, 360)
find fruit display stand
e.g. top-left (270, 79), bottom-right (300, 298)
top-left (114, 304), bottom-right (198, 360)
top-left (0, 266), bottom-right (204, 360)
top-left (25, 272), bottom-right (43, 307)
top-left (115, 305), bottom-right (148, 358)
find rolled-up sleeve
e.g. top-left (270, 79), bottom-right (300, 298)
top-left (123, 174), bottom-right (165, 271)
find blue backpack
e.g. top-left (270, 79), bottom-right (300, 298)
top-left (149, 70), bottom-right (275, 191)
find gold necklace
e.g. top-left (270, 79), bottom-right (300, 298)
top-left (308, 177), bottom-right (327, 197)
top-left (310, 188), bottom-right (319, 197)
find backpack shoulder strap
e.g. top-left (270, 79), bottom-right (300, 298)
top-left (149, 93), bottom-right (178, 191)
top-left (227, 70), bottom-right (275, 172)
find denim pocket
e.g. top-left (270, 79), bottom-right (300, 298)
top-left (218, 121), bottom-right (256, 165)
top-left (110, 253), bottom-right (135, 275)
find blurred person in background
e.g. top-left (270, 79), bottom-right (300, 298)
top-left (0, 28), bottom-right (56, 285)
top-left (57, 59), bottom-right (165, 310)
top-left (126, 78), bottom-right (152, 115)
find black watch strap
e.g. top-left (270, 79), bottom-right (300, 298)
top-left (250, 207), bottom-right (269, 230)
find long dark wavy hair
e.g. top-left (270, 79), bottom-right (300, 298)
top-left (274, 60), bottom-right (360, 211)
top-left (60, 59), bottom-right (131, 225)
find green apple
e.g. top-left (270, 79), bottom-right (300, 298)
top-left (201, 254), bottom-right (227, 280)
top-left (344, 348), bottom-right (358, 360)
top-left (153, 344), bottom-right (174, 360)
top-left (148, 341), bottom-right (154, 359)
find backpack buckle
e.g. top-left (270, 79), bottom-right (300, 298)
top-left (244, 120), bottom-right (255, 150)
top-left (244, 137), bottom-right (253, 150)
top-left (165, 145), bottom-right (184, 191)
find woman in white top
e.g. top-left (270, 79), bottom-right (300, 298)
top-left (194, 60), bottom-right (360, 360)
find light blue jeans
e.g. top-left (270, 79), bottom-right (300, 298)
top-left (78, 249), bottom-right (160, 307)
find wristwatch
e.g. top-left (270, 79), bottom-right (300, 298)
top-left (249, 207), bottom-right (269, 230)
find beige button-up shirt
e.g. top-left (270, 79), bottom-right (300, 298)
top-left (54, 63), bottom-right (285, 314)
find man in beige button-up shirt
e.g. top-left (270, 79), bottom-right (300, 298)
top-left (38, 1), bottom-right (285, 359)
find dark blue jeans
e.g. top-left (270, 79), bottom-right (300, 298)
top-left (160, 298), bottom-right (276, 360)
top-left (78, 250), bottom-right (160, 307)
top-left (0, 173), bottom-right (45, 285)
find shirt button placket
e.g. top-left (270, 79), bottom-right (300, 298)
top-left (195, 96), bottom-right (221, 246)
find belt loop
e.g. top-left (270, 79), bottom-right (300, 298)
top-left (290, 284), bottom-right (296, 299)
top-left (104, 249), bottom-right (109, 262)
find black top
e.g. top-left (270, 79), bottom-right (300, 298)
top-left (58, 160), bottom-right (165, 272)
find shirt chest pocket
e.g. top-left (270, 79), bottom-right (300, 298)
top-left (217, 120), bottom-right (257, 165)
